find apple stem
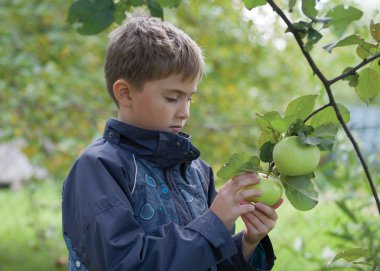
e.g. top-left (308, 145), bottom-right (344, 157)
top-left (268, 162), bottom-right (275, 177)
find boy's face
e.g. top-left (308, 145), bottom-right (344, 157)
top-left (120, 74), bottom-right (197, 134)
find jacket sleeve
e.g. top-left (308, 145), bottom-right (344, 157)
top-left (216, 233), bottom-right (276, 271)
top-left (62, 153), bottom-right (241, 271)
top-left (201, 160), bottom-right (276, 271)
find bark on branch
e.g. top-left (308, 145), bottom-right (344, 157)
top-left (329, 52), bottom-right (380, 86)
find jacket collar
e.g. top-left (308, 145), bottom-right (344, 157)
top-left (103, 119), bottom-right (200, 167)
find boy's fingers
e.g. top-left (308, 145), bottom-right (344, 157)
top-left (230, 173), bottom-right (260, 194)
top-left (237, 188), bottom-right (262, 202)
top-left (241, 215), bottom-right (259, 236)
top-left (244, 211), bottom-right (269, 232)
top-left (232, 172), bottom-right (258, 182)
top-left (254, 203), bottom-right (278, 221)
top-left (238, 202), bottom-right (256, 215)
top-left (241, 212), bottom-right (256, 224)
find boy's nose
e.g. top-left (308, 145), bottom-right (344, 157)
top-left (177, 102), bottom-right (190, 119)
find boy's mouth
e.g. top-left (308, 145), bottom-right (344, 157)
top-left (170, 126), bottom-right (183, 133)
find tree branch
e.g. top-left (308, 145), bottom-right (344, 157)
top-left (329, 52), bottom-right (380, 86)
top-left (304, 103), bottom-right (331, 123)
top-left (266, 0), bottom-right (380, 215)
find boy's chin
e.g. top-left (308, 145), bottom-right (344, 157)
top-left (168, 128), bottom-right (182, 134)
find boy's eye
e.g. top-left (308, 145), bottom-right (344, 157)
top-left (165, 97), bottom-right (178, 103)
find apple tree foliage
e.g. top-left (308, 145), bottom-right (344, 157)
top-left (228, 1), bottom-right (380, 265)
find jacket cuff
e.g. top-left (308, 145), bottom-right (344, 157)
top-left (233, 232), bottom-right (276, 271)
top-left (185, 210), bottom-right (237, 261)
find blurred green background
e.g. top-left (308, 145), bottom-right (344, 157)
top-left (0, 0), bottom-right (379, 270)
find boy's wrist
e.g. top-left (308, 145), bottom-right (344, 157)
top-left (241, 235), bottom-right (259, 260)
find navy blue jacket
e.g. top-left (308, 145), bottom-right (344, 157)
top-left (62, 119), bottom-right (275, 271)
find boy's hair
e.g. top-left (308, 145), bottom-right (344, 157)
top-left (104, 16), bottom-right (204, 106)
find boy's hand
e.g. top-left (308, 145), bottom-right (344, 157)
top-left (240, 200), bottom-right (282, 260)
top-left (210, 173), bottom-right (262, 230)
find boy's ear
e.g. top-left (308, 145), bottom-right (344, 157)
top-left (113, 79), bottom-right (133, 107)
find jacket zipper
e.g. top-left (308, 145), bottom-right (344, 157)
top-left (163, 167), bottom-right (192, 225)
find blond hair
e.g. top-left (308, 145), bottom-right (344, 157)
top-left (104, 16), bottom-right (204, 106)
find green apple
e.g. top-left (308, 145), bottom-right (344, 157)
top-left (244, 173), bottom-right (283, 206)
top-left (273, 136), bottom-right (320, 176)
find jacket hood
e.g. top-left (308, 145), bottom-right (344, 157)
top-left (103, 119), bottom-right (200, 167)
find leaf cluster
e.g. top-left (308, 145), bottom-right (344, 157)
top-left (67, 0), bottom-right (182, 35)
top-left (324, 21), bottom-right (380, 104)
top-left (251, 0), bottom-right (380, 105)
top-left (284, 1), bottom-right (380, 105)
top-left (257, 95), bottom-right (346, 210)
top-left (216, 153), bottom-right (261, 180)
top-left (217, 94), bottom-right (349, 211)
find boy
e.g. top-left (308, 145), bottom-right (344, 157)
top-left (62, 15), bottom-right (279, 271)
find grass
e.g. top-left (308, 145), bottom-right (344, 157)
top-left (0, 180), bottom-right (67, 271)
top-left (0, 181), bottom-right (369, 271)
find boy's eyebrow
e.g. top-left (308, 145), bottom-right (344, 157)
top-left (163, 88), bottom-right (197, 95)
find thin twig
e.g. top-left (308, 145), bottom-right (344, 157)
top-left (304, 103), bottom-right (331, 123)
top-left (266, 0), bottom-right (380, 215)
top-left (329, 52), bottom-right (380, 85)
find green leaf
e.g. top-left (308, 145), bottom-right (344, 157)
top-left (299, 124), bottom-right (339, 150)
top-left (325, 5), bottom-right (363, 36)
top-left (310, 104), bottom-right (350, 127)
top-left (330, 248), bottom-right (370, 264)
top-left (256, 113), bottom-right (273, 132)
top-left (256, 112), bottom-right (296, 134)
top-left (289, 0), bottom-right (297, 12)
top-left (313, 123), bottom-right (339, 140)
top-left (258, 131), bottom-right (279, 149)
top-left (114, 3), bottom-right (128, 24)
top-left (287, 119), bottom-right (314, 137)
top-left (156, 0), bottom-right (182, 8)
top-left (272, 115), bottom-right (300, 133)
top-left (217, 153), bottom-right (260, 180)
top-left (370, 20), bottom-right (380, 42)
top-left (127, 0), bottom-right (146, 4)
top-left (335, 200), bottom-right (358, 223)
top-left (281, 175), bottom-right (318, 211)
top-left (356, 42), bottom-right (378, 60)
top-left (341, 67), bottom-right (359, 87)
top-left (243, 0), bottom-right (267, 10)
top-left (288, 21), bottom-right (311, 40)
top-left (327, 231), bottom-right (356, 242)
top-left (229, 153), bottom-right (252, 167)
top-left (373, 58), bottom-right (380, 75)
top-left (304, 27), bottom-right (323, 51)
top-left (290, 20), bottom-right (309, 32)
top-left (355, 68), bottom-right (380, 104)
top-left (256, 113), bottom-right (272, 132)
top-left (301, 0), bottom-right (317, 19)
top-left (259, 141), bottom-right (275, 163)
top-left (114, 0), bottom-right (145, 24)
top-left (147, 0), bottom-right (164, 18)
top-left (67, 0), bottom-right (115, 35)
top-left (238, 156), bottom-right (261, 173)
top-left (285, 95), bottom-right (318, 120)
top-left (323, 34), bottom-right (364, 53)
